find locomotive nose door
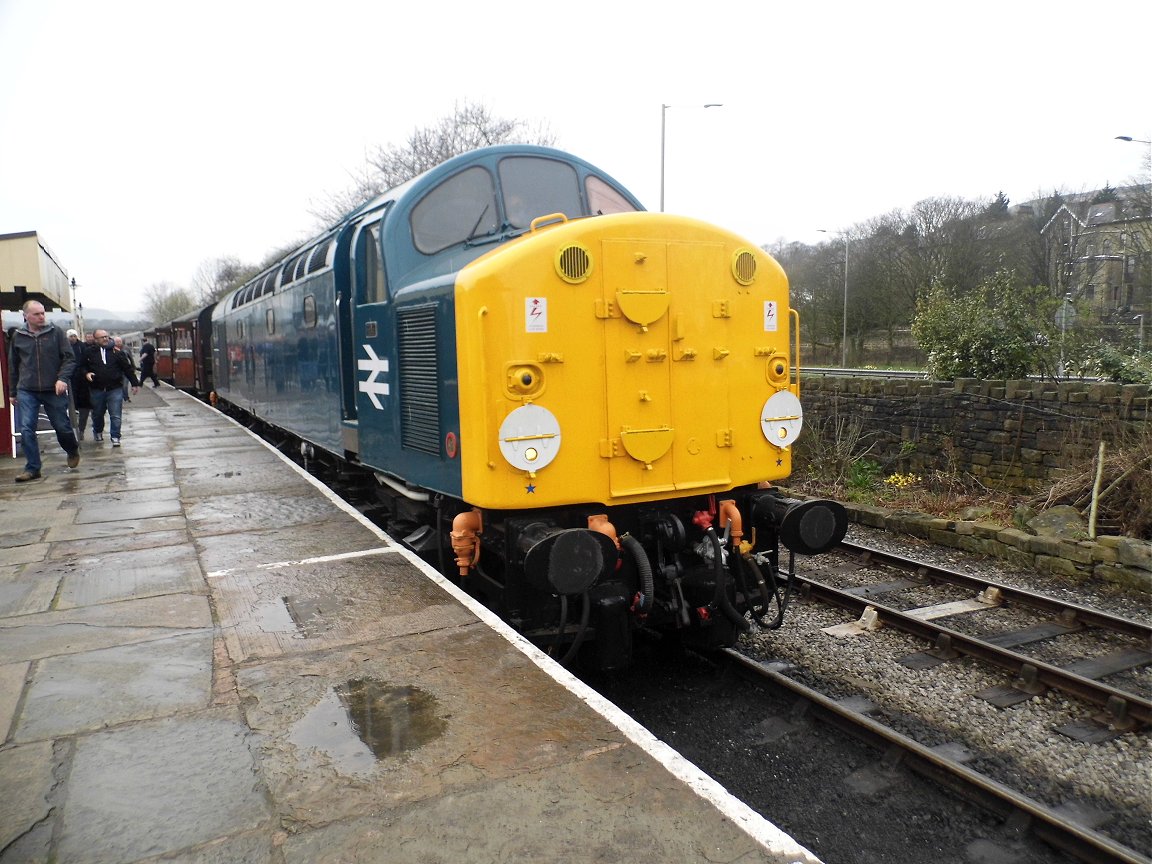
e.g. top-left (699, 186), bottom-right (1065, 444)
top-left (601, 238), bottom-right (731, 498)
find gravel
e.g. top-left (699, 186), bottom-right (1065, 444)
top-left (738, 523), bottom-right (1151, 856)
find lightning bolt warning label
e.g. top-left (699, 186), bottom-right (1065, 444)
top-left (525, 297), bottom-right (547, 333)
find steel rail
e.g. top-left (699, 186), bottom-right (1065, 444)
top-left (838, 540), bottom-right (1152, 641)
top-left (788, 574), bottom-right (1152, 727)
top-left (722, 648), bottom-right (1149, 864)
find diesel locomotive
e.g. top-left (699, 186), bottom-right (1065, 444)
top-left (152, 144), bottom-right (846, 669)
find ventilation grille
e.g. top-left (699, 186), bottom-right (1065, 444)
top-left (397, 305), bottom-right (440, 455)
top-left (556, 243), bottom-right (592, 283)
top-left (732, 249), bottom-right (757, 285)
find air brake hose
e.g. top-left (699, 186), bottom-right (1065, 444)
top-left (739, 552), bottom-right (776, 622)
top-left (743, 553), bottom-right (792, 629)
top-left (558, 592), bottom-right (592, 666)
top-left (620, 534), bottom-right (654, 611)
top-left (707, 528), bottom-right (750, 633)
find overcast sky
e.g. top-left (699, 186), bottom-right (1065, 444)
top-left (1, 0), bottom-right (1148, 317)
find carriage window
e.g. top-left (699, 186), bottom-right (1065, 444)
top-left (236, 321), bottom-right (245, 340)
top-left (586, 175), bottom-right (638, 216)
top-left (411, 166), bottom-right (498, 254)
top-left (303, 294), bottom-right (317, 328)
top-left (266, 309), bottom-right (275, 335)
top-left (499, 157), bottom-right (582, 229)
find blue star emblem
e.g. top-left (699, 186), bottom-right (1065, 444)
top-left (525, 483), bottom-right (536, 494)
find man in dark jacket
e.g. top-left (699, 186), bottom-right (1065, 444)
top-left (81, 328), bottom-right (140, 447)
top-left (7, 300), bottom-right (81, 481)
top-left (139, 338), bottom-right (159, 387)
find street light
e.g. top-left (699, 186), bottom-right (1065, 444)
top-left (660, 102), bottom-right (722, 212)
top-left (817, 229), bottom-right (850, 367)
top-left (1057, 293), bottom-right (1075, 378)
top-left (1116, 135), bottom-right (1151, 333)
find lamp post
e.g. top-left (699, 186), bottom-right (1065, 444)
top-left (69, 277), bottom-right (84, 337)
top-left (1057, 293), bottom-right (1075, 378)
top-left (660, 102), bottom-right (722, 212)
top-left (817, 229), bottom-right (850, 367)
top-left (1116, 136), bottom-right (1151, 337)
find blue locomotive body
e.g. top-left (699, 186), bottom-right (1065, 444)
top-left (160, 145), bottom-right (845, 669)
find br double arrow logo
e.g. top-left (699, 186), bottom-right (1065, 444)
top-left (357, 344), bottom-right (390, 409)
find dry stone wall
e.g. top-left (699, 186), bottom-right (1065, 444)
top-left (795, 376), bottom-right (1151, 593)
top-left (798, 376), bottom-right (1149, 491)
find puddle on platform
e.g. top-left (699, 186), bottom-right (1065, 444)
top-left (253, 597), bottom-right (298, 633)
top-left (252, 593), bottom-right (352, 636)
top-left (284, 593), bottom-right (351, 634)
top-left (289, 678), bottom-right (446, 774)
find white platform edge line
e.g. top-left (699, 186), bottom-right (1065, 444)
top-left (166, 388), bottom-right (823, 864)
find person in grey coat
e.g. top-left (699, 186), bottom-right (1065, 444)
top-left (7, 300), bottom-right (81, 481)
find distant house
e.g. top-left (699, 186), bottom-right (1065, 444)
top-left (1038, 187), bottom-right (1151, 321)
top-left (0, 230), bottom-right (74, 314)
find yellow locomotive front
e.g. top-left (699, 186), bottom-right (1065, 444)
top-left (455, 211), bottom-right (802, 509)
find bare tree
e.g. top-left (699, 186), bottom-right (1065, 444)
top-left (143, 281), bottom-right (198, 326)
top-left (309, 100), bottom-right (555, 226)
top-left (191, 256), bottom-right (254, 305)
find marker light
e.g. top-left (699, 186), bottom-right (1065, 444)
top-left (498, 404), bottom-right (562, 471)
top-left (760, 391), bottom-right (803, 448)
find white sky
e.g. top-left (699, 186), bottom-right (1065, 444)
top-left (1, 0), bottom-right (1149, 317)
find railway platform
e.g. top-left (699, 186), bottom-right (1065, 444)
top-left (0, 384), bottom-right (820, 864)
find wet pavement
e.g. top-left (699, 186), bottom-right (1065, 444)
top-left (0, 384), bottom-right (821, 863)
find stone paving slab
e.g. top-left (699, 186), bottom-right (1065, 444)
top-left (185, 489), bottom-right (351, 536)
top-left (56, 542), bottom-right (205, 608)
top-left (0, 739), bottom-right (55, 854)
top-left (43, 514), bottom-right (188, 543)
top-left (0, 594), bottom-right (212, 664)
top-left (0, 578), bottom-right (58, 617)
top-left (0, 662), bottom-right (29, 741)
top-left (47, 528), bottom-right (191, 560)
top-left (280, 750), bottom-right (775, 864)
top-left (13, 631), bottom-right (214, 743)
top-left (55, 710), bottom-right (272, 863)
top-left (235, 623), bottom-right (619, 822)
top-left (212, 550), bottom-right (472, 663)
top-left (194, 522), bottom-right (385, 574)
top-left (176, 461), bottom-right (316, 499)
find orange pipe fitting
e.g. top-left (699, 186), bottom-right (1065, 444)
top-left (588, 514), bottom-right (620, 549)
top-left (718, 498), bottom-right (746, 548)
top-left (450, 509), bottom-right (483, 577)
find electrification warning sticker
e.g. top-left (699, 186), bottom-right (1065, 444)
top-left (764, 300), bottom-right (778, 332)
top-left (526, 297), bottom-right (547, 333)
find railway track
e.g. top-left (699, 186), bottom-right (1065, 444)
top-left (724, 539), bottom-right (1150, 862)
top-left (793, 540), bottom-right (1152, 736)
top-left (720, 648), bottom-right (1149, 864)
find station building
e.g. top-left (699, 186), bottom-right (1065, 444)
top-left (0, 230), bottom-right (75, 314)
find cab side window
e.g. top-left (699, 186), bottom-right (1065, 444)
top-left (586, 175), bottom-right (638, 216)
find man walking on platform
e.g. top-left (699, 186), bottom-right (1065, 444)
top-left (139, 337), bottom-right (159, 387)
top-left (7, 300), bottom-right (81, 481)
top-left (81, 329), bottom-right (140, 447)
